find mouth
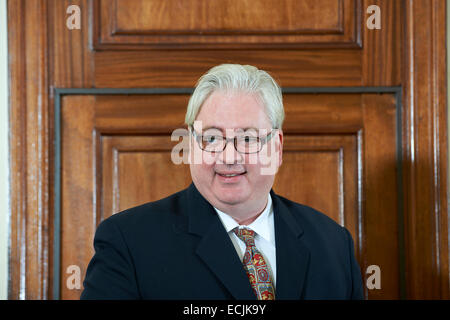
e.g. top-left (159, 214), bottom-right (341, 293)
top-left (215, 171), bottom-right (247, 183)
top-left (215, 171), bottom-right (247, 177)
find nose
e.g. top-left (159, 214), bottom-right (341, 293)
top-left (220, 138), bottom-right (243, 165)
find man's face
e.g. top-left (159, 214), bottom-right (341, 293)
top-left (189, 90), bottom-right (283, 216)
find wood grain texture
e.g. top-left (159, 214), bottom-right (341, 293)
top-left (274, 135), bottom-right (357, 235)
top-left (402, 0), bottom-right (449, 299)
top-left (362, 0), bottom-right (402, 86)
top-left (8, 0), bottom-right (50, 300)
top-left (94, 0), bottom-right (360, 49)
top-left (49, 0), bottom-right (94, 88)
top-left (94, 49), bottom-right (363, 88)
top-left (54, 92), bottom-right (399, 299)
top-left (60, 96), bottom-right (96, 300)
top-left (94, 94), bottom-right (190, 133)
top-left (7, 0), bottom-right (449, 300)
top-left (361, 93), bottom-right (399, 299)
top-left (283, 93), bottom-right (363, 133)
top-left (102, 136), bottom-right (192, 218)
top-left (59, 95), bottom-right (194, 299)
top-left (114, 0), bottom-right (343, 33)
top-left (281, 92), bottom-right (400, 299)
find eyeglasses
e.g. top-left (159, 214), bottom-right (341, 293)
top-left (190, 126), bottom-right (276, 154)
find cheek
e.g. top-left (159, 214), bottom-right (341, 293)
top-left (255, 141), bottom-right (282, 171)
top-left (246, 151), bottom-right (280, 178)
top-left (244, 154), bottom-right (259, 166)
top-left (189, 149), bottom-right (215, 179)
top-left (244, 158), bottom-right (263, 179)
top-left (201, 154), bottom-right (217, 176)
top-left (189, 141), bottom-right (217, 167)
top-left (190, 163), bottom-right (215, 187)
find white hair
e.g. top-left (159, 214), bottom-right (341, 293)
top-left (185, 64), bottom-right (284, 129)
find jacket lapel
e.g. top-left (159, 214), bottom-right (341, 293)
top-left (270, 189), bottom-right (310, 300)
top-left (186, 183), bottom-right (256, 300)
top-left (184, 183), bottom-right (310, 300)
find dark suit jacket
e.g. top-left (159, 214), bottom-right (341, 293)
top-left (81, 183), bottom-right (364, 300)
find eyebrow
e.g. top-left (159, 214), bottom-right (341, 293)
top-left (201, 126), bottom-right (259, 132)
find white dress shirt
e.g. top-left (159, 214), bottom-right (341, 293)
top-left (214, 194), bottom-right (277, 286)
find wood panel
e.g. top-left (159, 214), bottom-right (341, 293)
top-left (114, 0), bottom-right (344, 33)
top-left (94, 0), bottom-right (360, 49)
top-left (361, 93), bottom-right (400, 299)
top-left (94, 94), bottom-right (189, 133)
top-left (275, 135), bottom-right (357, 233)
top-left (7, 0), bottom-right (448, 300)
top-left (59, 93), bottom-right (192, 299)
top-left (60, 96), bottom-right (96, 300)
top-left (283, 93), bottom-right (363, 133)
top-left (90, 0), bottom-right (399, 88)
top-left (362, 0), bottom-right (402, 86)
top-left (50, 0), bottom-right (94, 88)
top-left (55, 92), bottom-right (399, 299)
top-left (101, 136), bottom-right (192, 219)
top-left (93, 49), bottom-right (363, 88)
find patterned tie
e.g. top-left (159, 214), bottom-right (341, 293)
top-left (233, 228), bottom-right (275, 300)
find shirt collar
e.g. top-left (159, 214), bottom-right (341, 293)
top-left (214, 194), bottom-right (273, 244)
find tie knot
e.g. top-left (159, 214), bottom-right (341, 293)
top-left (233, 228), bottom-right (256, 247)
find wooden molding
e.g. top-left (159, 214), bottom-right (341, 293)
top-left (402, 0), bottom-right (449, 299)
top-left (8, 0), bottom-right (50, 299)
top-left (92, 0), bottom-right (362, 50)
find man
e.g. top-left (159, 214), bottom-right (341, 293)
top-left (81, 64), bottom-right (364, 300)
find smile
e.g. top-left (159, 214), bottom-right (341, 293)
top-left (218, 173), bottom-right (244, 177)
top-left (215, 171), bottom-right (247, 182)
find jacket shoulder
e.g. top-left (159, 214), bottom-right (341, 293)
top-left (274, 193), bottom-right (363, 299)
top-left (100, 187), bottom-right (188, 232)
top-left (274, 193), bottom-right (348, 241)
top-left (276, 194), bottom-right (341, 226)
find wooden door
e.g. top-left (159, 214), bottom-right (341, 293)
top-left (8, 0), bottom-right (448, 300)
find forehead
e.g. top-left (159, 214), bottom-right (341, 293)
top-left (195, 91), bottom-right (272, 130)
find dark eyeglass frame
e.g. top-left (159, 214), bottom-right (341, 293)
top-left (189, 125), bottom-right (277, 154)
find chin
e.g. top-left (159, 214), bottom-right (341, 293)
top-left (217, 189), bottom-right (250, 205)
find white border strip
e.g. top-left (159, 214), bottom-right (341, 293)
top-left (0, 0), bottom-right (10, 300)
